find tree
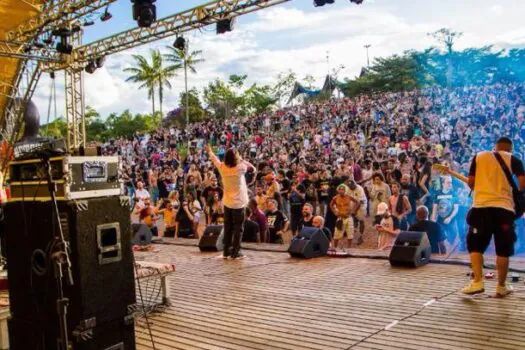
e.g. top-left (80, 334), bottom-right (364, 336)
top-left (165, 43), bottom-right (204, 124)
top-left (302, 74), bottom-right (316, 89)
top-left (152, 50), bottom-right (178, 117)
top-left (272, 70), bottom-right (297, 107)
top-left (428, 28), bottom-right (463, 54)
top-left (241, 83), bottom-right (276, 114)
top-left (124, 52), bottom-right (158, 116)
top-left (41, 117), bottom-right (67, 138)
top-left (203, 76), bottom-right (244, 119)
top-left (176, 88), bottom-right (206, 125)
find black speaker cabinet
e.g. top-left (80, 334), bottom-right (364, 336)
top-left (4, 196), bottom-right (136, 349)
top-left (389, 231), bottom-right (432, 267)
top-left (198, 225), bottom-right (224, 252)
top-left (288, 227), bottom-right (330, 259)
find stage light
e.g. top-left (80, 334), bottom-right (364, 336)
top-left (350, 0), bottom-right (364, 4)
top-left (173, 36), bottom-right (186, 50)
top-left (83, 20), bottom-right (95, 26)
top-left (216, 18), bottom-right (236, 35)
top-left (56, 35), bottom-right (72, 54)
top-left (85, 61), bottom-right (97, 74)
top-left (131, 0), bottom-right (157, 28)
top-left (101, 10), bottom-right (113, 22)
top-left (33, 42), bottom-right (45, 49)
top-left (95, 56), bottom-right (105, 68)
top-left (313, 0), bottom-right (334, 6)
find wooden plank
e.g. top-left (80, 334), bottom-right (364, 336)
top-left (134, 245), bottom-right (525, 350)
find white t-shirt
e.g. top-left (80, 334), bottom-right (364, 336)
top-left (210, 153), bottom-right (250, 209)
top-left (135, 189), bottom-right (150, 201)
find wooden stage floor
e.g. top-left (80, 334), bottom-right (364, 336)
top-left (135, 244), bottom-right (525, 350)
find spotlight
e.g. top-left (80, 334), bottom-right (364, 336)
top-left (216, 17), bottom-right (236, 35)
top-left (56, 35), bottom-right (73, 54)
top-left (173, 36), bottom-right (186, 50)
top-left (85, 61), bottom-right (97, 74)
top-left (131, 0), bottom-right (157, 28)
top-left (95, 56), bottom-right (105, 68)
top-left (313, 0), bottom-right (334, 6)
top-left (83, 20), bottom-right (95, 26)
top-left (350, 0), bottom-right (364, 3)
top-left (33, 42), bottom-right (45, 49)
top-left (43, 36), bottom-right (54, 45)
top-left (101, 10), bottom-right (113, 21)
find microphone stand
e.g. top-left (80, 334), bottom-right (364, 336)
top-left (42, 155), bottom-right (74, 350)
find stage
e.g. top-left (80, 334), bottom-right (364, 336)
top-left (134, 244), bottom-right (525, 350)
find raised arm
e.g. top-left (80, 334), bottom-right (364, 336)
top-left (205, 144), bottom-right (222, 169)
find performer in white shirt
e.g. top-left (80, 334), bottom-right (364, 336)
top-left (205, 145), bottom-right (256, 259)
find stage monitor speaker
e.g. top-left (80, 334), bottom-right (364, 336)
top-left (131, 223), bottom-right (153, 245)
top-left (288, 226), bottom-right (329, 259)
top-left (199, 225), bottom-right (224, 252)
top-left (4, 196), bottom-right (136, 349)
top-left (389, 231), bottom-right (431, 268)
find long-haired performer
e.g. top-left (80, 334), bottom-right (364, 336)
top-left (205, 144), bottom-right (256, 259)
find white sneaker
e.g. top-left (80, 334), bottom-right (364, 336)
top-left (496, 283), bottom-right (514, 297)
top-left (461, 280), bottom-right (485, 295)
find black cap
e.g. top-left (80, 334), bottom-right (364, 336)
top-left (496, 137), bottom-right (513, 145)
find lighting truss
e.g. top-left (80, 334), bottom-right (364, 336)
top-left (44, 0), bottom-right (291, 71)
top-left (7, 0), bottom-right (118, 42)
top-left (0, 40), bottom-right (61, 63)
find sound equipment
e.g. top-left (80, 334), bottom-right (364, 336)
top-left (389, 231), bottom-right (431, 268)
top-left (198, 225), bottom-right (224, 252)
top-left (4, 196), bottom-right (136, 349)
top-left (8, 156), bottom-right (122, 201)
top-left (288, 227), bottom-right (330, 259)
top-left (131, 223), bottom-right (153, 245)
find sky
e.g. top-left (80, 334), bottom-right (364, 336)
top-left (32, 0), bottom-right (525, 121)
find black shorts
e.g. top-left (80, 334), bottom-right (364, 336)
top-left (466, 207), bottom-right (517, 257)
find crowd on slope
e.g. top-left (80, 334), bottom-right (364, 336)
top-left (101, 83), bottom-right (525, 254)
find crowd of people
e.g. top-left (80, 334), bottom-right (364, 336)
top-left (101, 82), bottom-right (525, 255)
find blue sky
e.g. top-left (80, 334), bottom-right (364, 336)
top-left (33, 0), bottom-right (525, 120)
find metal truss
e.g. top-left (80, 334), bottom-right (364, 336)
top-left (44, 0), bottom-right (291, 71)
top-left (64, 32), bottom-right (86, 150)
top-left (0, 40), bottom-right (61, 63)
top-left (7, 0), bottom-right (118, 42)
top-left (0, 60), bottom-right (42, 173)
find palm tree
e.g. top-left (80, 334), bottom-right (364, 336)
top-left (165, 42), bottom-right (205, 124)
top-left (151, 49), bottom-right (178, 118)
top-left (124, 53), bottom-right (158, 116)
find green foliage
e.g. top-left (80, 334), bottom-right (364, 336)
top-left (177, 88), bottom-right (206, 125)
top-left (40, 117), bottom-right (67, 138)
top-left (272, 70), bottom-right (297, 106)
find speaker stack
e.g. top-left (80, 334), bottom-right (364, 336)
top-left (389, 231), bottom-right (432, 268)
top-left (288, 227), bottom-right (330, 259)
top-left (4, 196), bottom-right (136, 349)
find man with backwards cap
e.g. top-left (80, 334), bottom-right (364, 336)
top-left (462, 137), bottom-right (525, 297)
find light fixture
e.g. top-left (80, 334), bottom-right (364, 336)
top-left (216, 17), bottom-right (235, 34)
top-left (101, 10), bottom-right (112, 21)
top-left (83, 20), bottom-right (95, 26)
top-left (350, 0), bottom-right (364, 3)
top-left (95, 56), bottom-right (105, 68)
top-left (131, 0), bottom-right (157, 28)
top-left (313, 0), bottom-right (335, 6)
top-left (85, 61), bottom-right (97, 74)
top-left (173, 36), bottom-right (186, 50)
